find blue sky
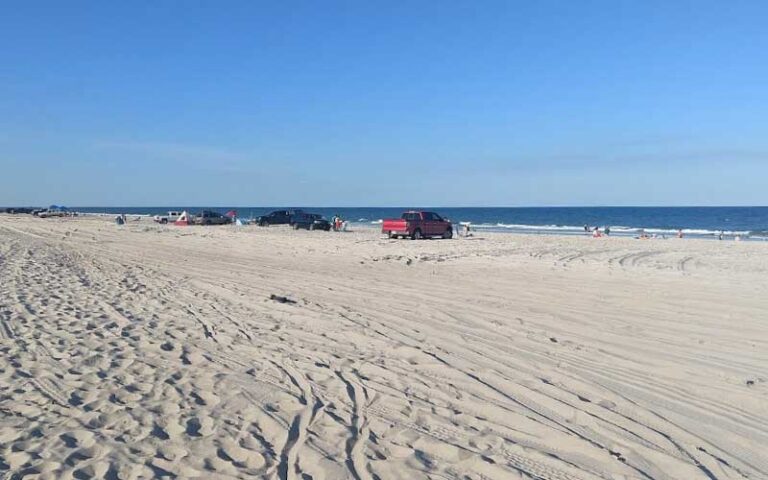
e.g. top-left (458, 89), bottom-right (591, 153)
top-left (1, 1), bottom-right (767, 206)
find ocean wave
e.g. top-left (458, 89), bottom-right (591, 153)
top-left (643, 228), bottom-right (750, 236)
top-left (474, 223), bottom-right (577, 231)
top-left (461, 222), bottom-right (754, 237)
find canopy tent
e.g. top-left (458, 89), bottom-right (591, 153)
top-left (174, 211), bottom-right (191, 226)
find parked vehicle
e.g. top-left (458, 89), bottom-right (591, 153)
top-left (153, 211), bottom-right (183, 224)
top-left (382, 211), bottom-right (453, 239)
top-left (256, 210), bottom-right (303, 226)
top-left (3, 207), bottom-right (36, 214)
top-left (38, 208), bottom-right (72, 218)
top-left (292, 213), bottom-right (332, 231)
top-left (193, 210), bottom-right (232, 225)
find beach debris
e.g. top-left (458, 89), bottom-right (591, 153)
top-left (269, 294), bottom-right (297, 304)
top-left (406, 258), bottom-right (413, 266)
top-left (609, 450), bottom-right (627, 462)
top-left (549, 337), bottom-right (558, 343)
top-left (746, 380), bottom-right (755, 386)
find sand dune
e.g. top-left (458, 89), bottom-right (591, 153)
top-left (1, 214), bottom-right (767, 479)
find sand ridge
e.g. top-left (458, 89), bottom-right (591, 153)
top-left (1, 214), bottom-right (767, 479)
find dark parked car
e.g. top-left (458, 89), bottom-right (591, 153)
top-left (291, 213), bottom-right (331, 231)
top-left (4, 207), bottom-right (36, 214)
top-left (193, 210), bottom-right (232, 225)
top-left (256, 210), bottom-right (304, 226)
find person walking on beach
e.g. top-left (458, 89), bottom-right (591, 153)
top-left (604, 226), bottom-right (611, 236)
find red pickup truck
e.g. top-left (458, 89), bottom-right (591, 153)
top-left (382, 211), bottom-right (453, 239)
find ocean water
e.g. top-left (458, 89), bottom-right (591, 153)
top-left (66, 206), bottom-right (768, 239)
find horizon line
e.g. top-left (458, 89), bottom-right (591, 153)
top-left (5, 205), bottom-right (768, 209)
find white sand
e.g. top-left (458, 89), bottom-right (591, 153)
top-left (1, 214), bottom-right (767, 479)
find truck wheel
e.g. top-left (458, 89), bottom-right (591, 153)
top-left (412, 229), bottom-right (422, 240)
top-left (388, 231), bottom-right (395, 239)
top-left (161, 218), bottom-right (168, 224)
top-left (443, 228), bottom-right (453, 239)
top-left (292, 223), bottom-right (299, 230)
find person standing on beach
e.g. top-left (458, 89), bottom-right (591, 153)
top-left (604, 226), bottom-right (611, 236)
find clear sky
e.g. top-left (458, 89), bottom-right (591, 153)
top-left (1, 1), bottom-right (767, 207)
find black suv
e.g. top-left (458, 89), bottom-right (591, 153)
top-left (291, 213), bottom-right (331, 231)
top-left (256, 210), bottom-right (303, 226)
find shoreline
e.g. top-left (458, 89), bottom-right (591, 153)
top-left (3, 211), bottom-right (765, 241)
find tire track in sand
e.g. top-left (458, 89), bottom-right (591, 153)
top-left (337, 369), bottom-right (373, 480)
top-left (273, 361), bottom-right (323, 480)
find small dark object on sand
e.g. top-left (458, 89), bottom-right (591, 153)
top-left (549, 337), bottom-right (558, 343)
top-left (270, 294), bottom-right (297, 304)
top-left (746, 380), bottom-right (755, 386)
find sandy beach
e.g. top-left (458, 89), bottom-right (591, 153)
top-left (1, 214), bottom-right (767, 480)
